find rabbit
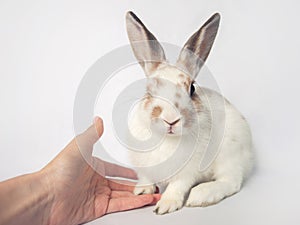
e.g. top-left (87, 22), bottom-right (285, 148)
top-left (125, 11), bottom-right (254, 215)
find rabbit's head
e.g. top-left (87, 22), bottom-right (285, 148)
top-left (126, 11), bottom-right (220, 136)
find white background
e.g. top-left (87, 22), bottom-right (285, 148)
top-left (0, 0), bottom-right (299, 224)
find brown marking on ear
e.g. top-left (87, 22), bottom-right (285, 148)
top-left (148, 62), bottom-right (162, 73)
top-left (151, 106), bottom-right (162, 118)
top-left (174, 102), bottom-right (179, 108)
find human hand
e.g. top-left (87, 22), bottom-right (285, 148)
top-left (41, 117), bottom-right (160, 225)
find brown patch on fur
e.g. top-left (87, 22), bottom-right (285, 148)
top-left (177, 73), bottom-right (192, 92)
top-left (174, 102), bottom-right (179, 108)
top-left (181, 108), bottom-right (192, 127)
top-left (143, 94), bottom-right (152, 109)
top-left (183, 81), bottom-right (189, 92)
top-left (178, 73), bottom-right (191, 82)
top-left (191, 93), bottom-right (202, 113)
top-left (151, 106), bottom-right (162, 118)
top-left (175, 92), bottom-right (181, 98)
top-left (177, 79), bottom-right (190, 92)
top-left (154, 78), bottom-right (164, 87)
top-left (186, 75), bottom-right (192, 83)
top-left (181, 108), bottom-right (189, 118)
top-left (152, 62), bottom-right (162, 71)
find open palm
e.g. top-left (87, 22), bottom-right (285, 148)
top-left (42, 117), bottom-right (160, 225)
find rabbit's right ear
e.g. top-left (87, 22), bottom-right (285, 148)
top-left (126, 11), bottom-right (166, 76)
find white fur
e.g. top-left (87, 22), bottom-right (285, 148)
top-left (125, 11), bottom-right (253, 215)
top-left (128, 66), bottom-right (254, 214)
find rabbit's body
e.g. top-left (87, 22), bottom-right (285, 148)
top-left (125, 12), bottom-right (254, 214)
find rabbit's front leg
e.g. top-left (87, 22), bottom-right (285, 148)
top-left (154, 179), bottom-right (194, 215)
top-left (185, 176), bottom-right (242, 207)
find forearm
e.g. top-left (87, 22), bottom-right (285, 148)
top-left (0, 171), bottom-right (53, 225)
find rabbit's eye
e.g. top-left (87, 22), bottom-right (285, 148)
top-left (189, 82), bottom-right (195, 96)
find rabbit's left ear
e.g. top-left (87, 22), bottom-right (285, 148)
top-left (126, 11), bottom-right (166, 76)
top-left (177, 13), bottom-right (220, 78)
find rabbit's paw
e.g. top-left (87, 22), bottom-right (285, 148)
top-left (154, 197), bottom-right (184, 215)
top-left (134, 184), bottom-right (156, 195)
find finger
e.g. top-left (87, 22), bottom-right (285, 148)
top-left (110, 190), bottom-right (135, 198)
top-left (81, 116), bottom-right (104, 143)
top-left (110, 191), bottom-right (161, 201)
top-left (108, 179), bottom-right (136, 192)
top-left (106, 194), bottom-right (155, 214)
top-left (102, 160), bottom-right (137, 179)
top-left (150, 194), bottom-right (161, 205)
top-left (94, 116), bottom-right (104, 137)
top-left (75, 117), bottom-right (104, 155)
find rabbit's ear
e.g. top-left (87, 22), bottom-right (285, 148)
top-left (126, 11), bottom-right (166, 76)
top-left (177, 13), bottom-right (220, 78)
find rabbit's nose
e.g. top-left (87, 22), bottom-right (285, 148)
top-left (163, 118), bottom-right (181, 126)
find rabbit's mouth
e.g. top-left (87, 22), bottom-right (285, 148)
top-left (167, 127), bottom-right (175, 135)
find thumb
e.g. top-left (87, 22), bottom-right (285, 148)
top-left (75, 116), bottom-right (104, 155)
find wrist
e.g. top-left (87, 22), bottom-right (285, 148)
top-left (26, 171), bottom-right (54, 225)
top-left (37, 166), bottom-right (61, 225)
top-left (0, 171), bottom-right (54, 225)
top-left (35, 170), bottom-right (55, 225)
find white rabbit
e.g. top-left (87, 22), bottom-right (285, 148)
top-left (125, 11), bottom-right (254, 215)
